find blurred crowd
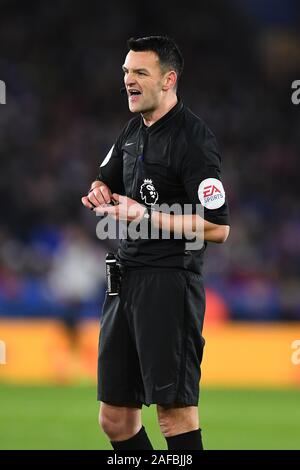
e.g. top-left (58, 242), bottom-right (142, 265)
top-left (0, 0), bottom-right (300, 322)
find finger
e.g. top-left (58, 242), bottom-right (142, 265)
top-left (94, 205), bottom-right (117, 216)
top-left (109, 207), bottom-right (120, 220)
top-left (112, 193), bottom-right (125, 204)
top-left (95, 186), bottom-right (112, 205)
top-left (82, 196), bottom-right (95, 210)
top-left (100, 185), bottom-right (112, 204)
top-left (89, 180), bottom-right (103, 192)
top-left (88, 188), bottom-right (105, 206)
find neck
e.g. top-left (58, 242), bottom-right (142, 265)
top-left (142, 94), bottom-right (178, 127)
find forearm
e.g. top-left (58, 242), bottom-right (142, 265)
top-left (150, 211), bottom-right (230, 243)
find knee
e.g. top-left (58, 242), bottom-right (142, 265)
top-left (99, 408), bottom-right (122, 440)
top-left (157, 407), bottom-right (178, 437)
top-left (157, 405), bottom-right (199, 437)
top-left (98, 406), bottom-right (141, 441)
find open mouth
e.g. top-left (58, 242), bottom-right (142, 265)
top-left (128, 89), bottom-right (142, 97)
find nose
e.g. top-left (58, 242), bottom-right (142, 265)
top-left (124, 72), bottom-right (137, 88)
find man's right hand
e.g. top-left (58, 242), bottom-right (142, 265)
top-left (81, 180), bottom-right (113, 210)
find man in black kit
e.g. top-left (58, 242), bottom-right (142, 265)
top-left (82, 36), bottom-right (230, 450)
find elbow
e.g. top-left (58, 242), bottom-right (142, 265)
top-left (215, 225), bottom-right (230, 243)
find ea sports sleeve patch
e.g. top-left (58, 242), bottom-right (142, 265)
top-left (198, 178), bottom-right (226, 210)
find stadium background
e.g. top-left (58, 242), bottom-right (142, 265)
top-left (0, 0), bottom-right (300, 449)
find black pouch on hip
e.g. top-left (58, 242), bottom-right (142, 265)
top-left (105, 253), bottom-right (121, 296)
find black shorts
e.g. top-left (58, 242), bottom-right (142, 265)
top-left (97, 268), bottom-right (206, 407)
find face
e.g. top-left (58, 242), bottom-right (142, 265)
top-left (122, 50), bottom-right (167, 114)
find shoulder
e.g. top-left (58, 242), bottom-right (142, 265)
top-left (183, 106), bottom-right (216, 144)
top-left (176, 106), bottom-right (222, 170)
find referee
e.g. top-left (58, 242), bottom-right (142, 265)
top-left (82, 36), bottom-right (230, 450)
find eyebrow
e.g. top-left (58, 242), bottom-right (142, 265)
top-left (122, 66), bottom-right (149, 74)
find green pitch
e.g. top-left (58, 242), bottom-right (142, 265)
top-left (0, 385), bottom-right (299, 450)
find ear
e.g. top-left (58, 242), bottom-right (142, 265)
top-left (162, 70), bottom-right (177, 91)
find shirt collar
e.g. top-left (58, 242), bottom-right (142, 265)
top-left (141, 96), bottom-right (183, 133)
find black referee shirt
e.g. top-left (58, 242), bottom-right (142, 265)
top-left (98, 98), bottom-right (229, 274)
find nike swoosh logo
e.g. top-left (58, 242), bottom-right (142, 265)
top-left (154, 382), bottom-right (174, 392)
top-left (125, 141), bottom-right (135, 146)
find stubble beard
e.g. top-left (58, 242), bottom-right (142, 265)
top-left (139, 96), bottom-right (160, 118)
top-left (128, 91), bottom-right (160, 117)
top-left (129, 100), bottom-right (155, 116)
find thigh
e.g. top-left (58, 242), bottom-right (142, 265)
top-left (130, 270), bottom-right (205, 406)
top-left (97, 293), bottom-right (144, 405)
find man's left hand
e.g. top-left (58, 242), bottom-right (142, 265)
top-left (94, 193), bottom-right (146, 222)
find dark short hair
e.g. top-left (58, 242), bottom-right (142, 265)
top-left (127, 35), bottom-right (184, 82)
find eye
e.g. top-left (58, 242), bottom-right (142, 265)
top-left (138, 72), bottom-right (146, 76)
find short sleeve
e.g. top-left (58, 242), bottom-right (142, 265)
top-left (180, 125), bottom-right (230, 225)
top-left (97, 130), bottom-right (125, 194)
